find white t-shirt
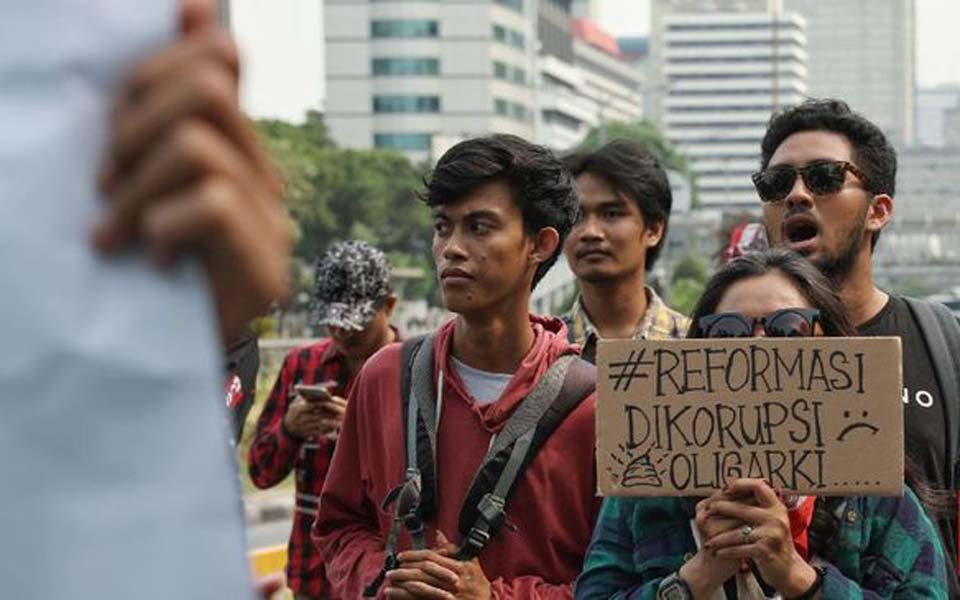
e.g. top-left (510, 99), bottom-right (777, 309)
top-left (451, 357), bottom-right (514, 405)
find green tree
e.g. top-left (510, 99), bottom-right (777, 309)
top-left (671, 254), bottom-right (708, 286)
top-left (670, 278), bottom-right (705, 317)
top-left (579, 120), bottom-right (688, 174)
top-left (578, 120), bottom-right (698, 207)
top-left (256, 113), bottom-right (436, 303)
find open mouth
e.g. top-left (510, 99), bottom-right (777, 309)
top-left (782, 213), bottom-right (820, 253)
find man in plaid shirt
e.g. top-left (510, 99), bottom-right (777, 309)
top-left (561, 141), bottom-right (689, 358)
top-left (249, 241), bottom-right (399, 599)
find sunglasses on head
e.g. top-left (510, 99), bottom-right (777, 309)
top-left (752, 160), bottom-right (869, 203)
top-left (696, 308), bottom-right (820, 338)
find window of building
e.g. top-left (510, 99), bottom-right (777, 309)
top-left (494, 61), bottom-right (526, 85)
top-left (544, 109), bottom-right (581, 129)
top-left (493, 24), bottom-right (526, 49)
top-left (494, 99), bottom-right (528, 122)
top-left (373, 95), bottom-right (441, 113)
top-left (542, 73), bottom-right (576, 92)
top-left (374, 133), bottom-right (432, 151)
top-left (371, 19), bottom-right (438, 38)
top-left (576, 56), bottom-right (640, 90)
top-left (372, 57), bottom-right (440, 76)
top-left (493, 0), bottom-right (523, 13)
top-left (493, 24), bottom-right (527, 50)
top-left (511, 103), bottom-right (527, 121)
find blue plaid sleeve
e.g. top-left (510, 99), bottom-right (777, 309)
top-left (575, 497), bottom-right (695, 600)
top-left (822, 489), bottom-right (948, 599)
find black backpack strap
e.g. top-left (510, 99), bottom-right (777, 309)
top-left (563, 314), bottom-right (577, 344)
top-left (454, 356), bottom-right (596, 560)
top-left (364, 334), bottom-right (434, 597)
top-left (904, 297), bottom-right (960, 490)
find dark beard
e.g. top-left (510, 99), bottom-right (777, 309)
top-left (812, 205), bottom-right (868, 286)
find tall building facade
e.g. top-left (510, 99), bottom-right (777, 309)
top-left (873, 146), bottom-right (960, 294)
top-left (570, 0), bottom-right (600, 20)
top-left (916, 86), bottom-right (960, 148)
top-left (650, 2), bottom-right (808, 208)
top-left (537, 17), bottom-right (644, 151)
top-left (783, 0), bottom-right (915, 146)
top-left (324, 0), bottom-right (536, 163)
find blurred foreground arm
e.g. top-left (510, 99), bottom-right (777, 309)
top-left (95, 0), bottom-right (292, 341)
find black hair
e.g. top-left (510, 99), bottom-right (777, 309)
top-left (688, 248), bottom-right (945, 560)
top-left (564, 139), bottom-right (673, 269)
top-left (687, 248), bottom-right (855, 338)
top-left (421, 134), bottom-right (578, 289)
top-left (760, 98), bottom-right (897, 250)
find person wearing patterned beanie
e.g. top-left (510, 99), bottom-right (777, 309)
top-left (249, 240), bottom-right (399, 600)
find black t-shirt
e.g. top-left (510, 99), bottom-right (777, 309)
top-left (859, 295), bottom-right (957, 577)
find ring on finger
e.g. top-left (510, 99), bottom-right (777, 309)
top-left (740, 525), bottom-right (754, 541)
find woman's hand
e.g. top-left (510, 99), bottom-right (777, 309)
top-left (677, 491), bottom-right (743, 597)
top-left (702, 479), bottom-right (818, 597)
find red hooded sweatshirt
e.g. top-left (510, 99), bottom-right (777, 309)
top-left (313, 315), bottom-right (599, 599)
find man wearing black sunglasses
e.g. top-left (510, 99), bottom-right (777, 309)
top-left (757, 98), bottom-right (960, 592)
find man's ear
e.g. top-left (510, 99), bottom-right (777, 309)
top-left (866, 194), bottom-right (893, 237)
top-left (531, 227), bottom-right (560, 268)
top-left (381, 294), bottom-right (398, 318)
top-left (644, 218), bottom-right (665, 249)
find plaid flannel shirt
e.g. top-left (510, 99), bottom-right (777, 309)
top-left (248, 339), bottom-right (352, 598)
top-left (575, 491), bottom-right (948, 599)
top-left (562, 286), bottom-right (690, 361)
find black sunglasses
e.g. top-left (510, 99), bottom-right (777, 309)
top-left (696, 308), bottom-right (820, 338)
top-left (751, 160), bottom-right (869, 203)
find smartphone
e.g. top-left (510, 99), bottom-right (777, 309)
top-left (294, 383), bottom-right (332, 402)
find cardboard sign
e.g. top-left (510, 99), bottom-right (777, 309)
top-left (596, 337), bottom-right (903, 496)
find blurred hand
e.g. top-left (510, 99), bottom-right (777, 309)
top-left (317, 395), bottom-right (348, 440)
top-left (283, 395), bottom-right (325, 439)
top-left (96, 0), bottom-right (292, 342)
top-left (254, 574), bottom-right (283, 599)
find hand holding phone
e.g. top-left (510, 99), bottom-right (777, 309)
top-left (289, 381), bottom-right (346, 440)
top-left (294, 383), bottom-right (333, 403)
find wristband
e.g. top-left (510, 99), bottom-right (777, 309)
top-left (657, 571), bottom-right (693, 600)
top-left (786, 566), bottom-right (824, 600)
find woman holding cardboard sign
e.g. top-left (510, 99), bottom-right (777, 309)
top-left (576, 249), bottom-right (948, 599)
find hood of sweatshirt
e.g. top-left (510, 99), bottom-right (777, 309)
top-left (432, 314), bottom-right (580, 432)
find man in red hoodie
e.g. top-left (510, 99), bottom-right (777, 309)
top-left (313, 134), bottom-right (599, 599)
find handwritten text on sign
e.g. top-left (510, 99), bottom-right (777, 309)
top-left (596, 337), bottom-right (903, 496)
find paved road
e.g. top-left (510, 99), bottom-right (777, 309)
top-left (247, 517), bottom-right (291, 551)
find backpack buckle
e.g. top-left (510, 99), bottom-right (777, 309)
top-left (461, 526), bottom-right (491, 555)
top-left (476, 492), bottom-right (505, 529)
top-left (396, 474), bottom-right (423, 533)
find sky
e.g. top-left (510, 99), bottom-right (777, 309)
top-left (594, 0), bottom-right (960, 88)
top-left (232, 0), bottom-right (326, 122)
